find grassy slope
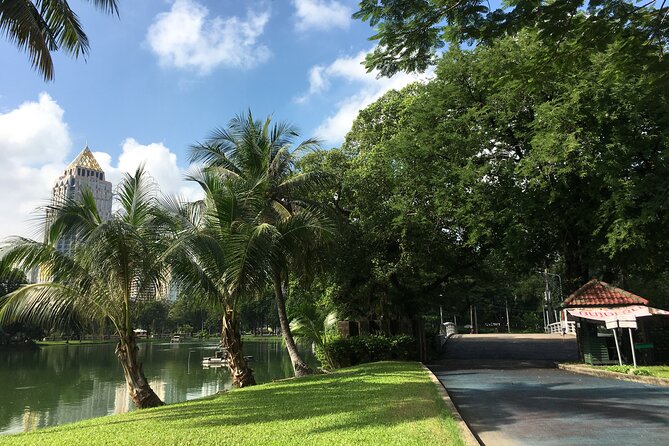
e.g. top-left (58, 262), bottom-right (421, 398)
top-left (0, 362), bottom-right (464, 446)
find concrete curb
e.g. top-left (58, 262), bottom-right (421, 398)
top-left (422, 364), bottom-right (481, 446)
top-left (558, 363), bottom-right (669, 387)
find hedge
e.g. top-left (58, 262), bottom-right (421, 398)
top-left (319, 335), bottom-right (417, 369)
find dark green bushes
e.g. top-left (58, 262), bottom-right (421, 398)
top-left (321, 335), bottom-right (416, 368)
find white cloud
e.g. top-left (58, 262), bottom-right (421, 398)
top-left (0, 93), bottom-right (71, 240)
top-left (0, 92), bottom-right (71, 166)
top-left (295, 65), bottom-right (327, 103)
top-left (147, 0), bottom-right (271, 74)
top-left (301, 50), bottom-right (432, 144)
top-left (94, 139), bottom-right (201, 202)
top-left (0, 95), bottom-right (200, 241)
top-left (292, 0), bottom-right (351, 32)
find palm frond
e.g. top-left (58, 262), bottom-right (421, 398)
top-left (0, 0), bottom-right (55, 79)
top-left (41, 0), bottom-right (89, 57)
top-left (275, 169), bottom-right (333, 201)
top-left (117, 165), bottom-right (157, 228)
top-left (0, 0), bottom-right (118, 81)
top-left (87, 0), bottom-right (118, 15)
top-left (0, 282), bottom-right (101, 331)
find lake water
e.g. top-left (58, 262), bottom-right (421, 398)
top-left (0, 339), bottom-right (315, 435)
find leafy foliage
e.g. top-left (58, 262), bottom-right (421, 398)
top-left (289, 302), bottom-right (337, 369)
top-left (355, 0), bottom-right (669, 77)
top-left (323, 335), bottom-right (417, 368)
top-left (299, 84), bottom-right (487, 319)
top-left (331, 27), bottom-right (669, 301)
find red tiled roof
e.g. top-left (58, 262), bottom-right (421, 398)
top-left (563, 279), bottom-right (649, 307)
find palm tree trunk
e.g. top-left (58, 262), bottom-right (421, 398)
top-left (221, 309), bottom-right (256, 387)
top-left (115, 333), bottom-right (164, 408)
top-left (273, 271), bottom-right (313, 377)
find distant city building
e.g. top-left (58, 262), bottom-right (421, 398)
top-left (46, 145), bottom-right (113, 255)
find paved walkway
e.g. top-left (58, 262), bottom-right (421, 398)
top-left (429, 334), bottom-right (669, 446)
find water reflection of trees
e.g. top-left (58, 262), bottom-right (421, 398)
top-left (0, 341), bottom-right (316, 434)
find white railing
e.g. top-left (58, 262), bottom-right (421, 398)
top-left (545, 321), bottom-right (576, 335)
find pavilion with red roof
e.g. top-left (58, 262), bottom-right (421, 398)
top-left (562, 279), bottom-right (669, 365)
top-left (563, 279), bottom-right (649, 307)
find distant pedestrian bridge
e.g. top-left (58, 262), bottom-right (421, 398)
top-left (545, 320), bottom-right (576, 335)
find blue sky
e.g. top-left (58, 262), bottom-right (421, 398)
top-left (0, 0), bottom-right (428, 240)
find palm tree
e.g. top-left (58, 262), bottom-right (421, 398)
top-left (0, 0), bottom-right (118, 81)
top-left (290, 304), bottom-right (338, 370)
top-left (164, 171), bottom-right (264, 388)
top-left (189, 111), bottom-right (333, 377)
top-left (0, 167), bottom-right (166, 408)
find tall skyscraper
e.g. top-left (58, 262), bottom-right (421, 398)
top-left (47, 145), bottom-right (113, 255)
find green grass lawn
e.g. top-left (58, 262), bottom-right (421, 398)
top-left (0, 361), bottom-right (464, 446)
top-left (594, 364), bottom-right (669, 378)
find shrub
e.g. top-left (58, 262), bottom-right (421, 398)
top-left (389, 335), bottom-right (415, 360)
top-left (632, 368), bottom-right (652, 376)
top-left (323, 335), bottom-right (417, 369)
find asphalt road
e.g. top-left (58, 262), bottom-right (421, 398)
top-left (429, 334), bottom-right (669, 446)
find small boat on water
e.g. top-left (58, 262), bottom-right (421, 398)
top-left (201, 348), bottom-right (254, 366)
top-left (202, 349), bottom-right (228, 365)
top-left (170, 335), bottom-right (181, 343)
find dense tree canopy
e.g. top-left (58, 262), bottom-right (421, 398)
top-left (305, 24), bottom-right (669, 321)
top-left (408, 29), bottom-right (669, 292)
top-left (354, 0), bottom-right (669, 77)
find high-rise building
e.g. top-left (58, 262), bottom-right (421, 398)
top-left (47, 145), bottom-right (113, 255)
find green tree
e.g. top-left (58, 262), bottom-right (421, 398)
top-left (190, 111), bottom-right (334, 377)
top-left (167, 292), bottom-right (218, 334)
top-left (354, 1), bottom-right (669, 77)
top-left (0, 168), bottom-right (166, 408)
top-left (371, 30), bottom-right (669, 292)
top-left (308, 25), bottom-right (669, 323)
top-left (135, 299), bottom-right (169, 336)
top-left (237, 290), bottom-right (277, 334)
top-left (299, 85), bottom-right (484, 320)
top-left (0, 0), bottom-right (119, 81)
